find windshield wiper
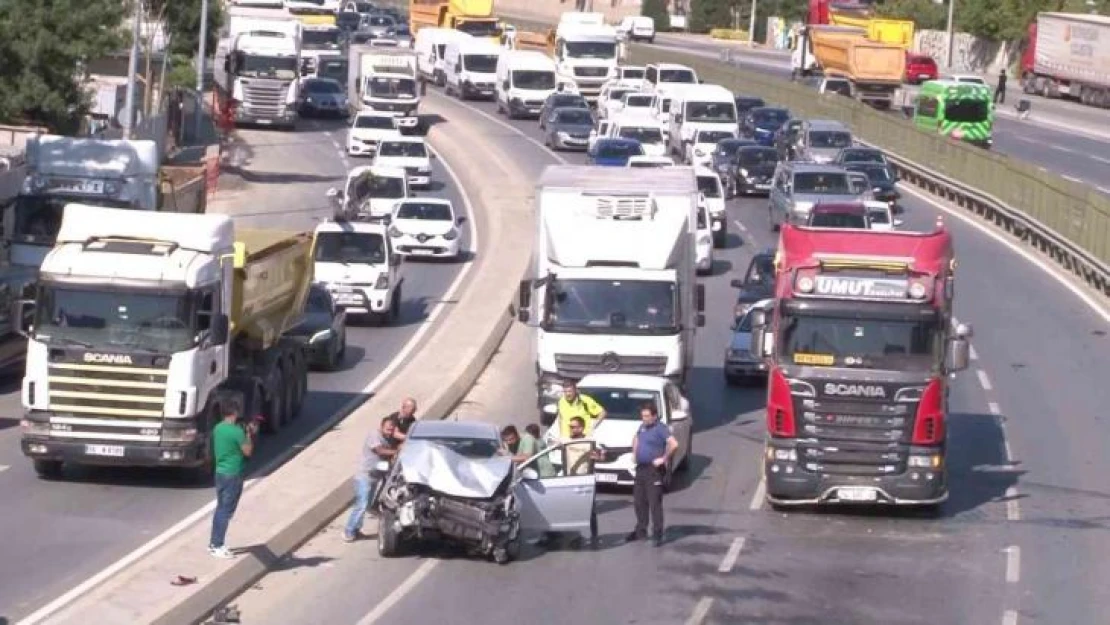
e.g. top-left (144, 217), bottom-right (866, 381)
top-left (42, 335), bottom-right (95, 349)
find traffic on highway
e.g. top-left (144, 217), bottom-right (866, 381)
top-left (1, 1), bottom-right (1108, 625)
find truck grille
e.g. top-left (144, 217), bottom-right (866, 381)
top-left (372, 101), bottom-right (413, 113)
top-left (554, 353), bottom-right (667, 377)
top-left (46, 361), bottom-right (168, 441)
top-left (575, 67), bottom-right (609, 77)
top-left (243, 80), bottom-right (288, 116)
top-left (794, 393), bottom-right (915, 476)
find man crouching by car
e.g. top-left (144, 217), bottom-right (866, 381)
top-left (343, 416), bottom-right (399, 542)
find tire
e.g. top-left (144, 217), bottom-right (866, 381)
top-left (260, 379), bottom-right (283, 435)
top-left (386, 286), bottom-right (402, 325)
top-left (33, 459), bottom-right (63, 479)
top-left (293, 350), bottom-right (308, 417)
top-left (282, 362), bottom-right (297, 422)
top-left (187, 431), bottom-right (215, 485)
top-left (378, 509), bottom-right (400, 557)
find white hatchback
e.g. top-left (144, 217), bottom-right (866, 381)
top-left (373, 137), bottom-right (433, 188)
top-left (388, 198), bottom-right (465, 259)
top-left (347, 111), bottom-right (401, 157)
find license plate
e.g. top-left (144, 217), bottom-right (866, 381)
top-left (596, 473), bottom-right (618, 483)
top-left (257, 119), bottom-right (272, 125)
top-left (756, 183), bottom-right (771, 189)
top-left (411, 248), bottom-right (435, 255)
top-left (837, 486), bottom-right (878, 502)
top-left (336, 295), bottom-right (364, 305)
top-left (332, 287), bottom-right (353, 294)
top-left (86, 444), bottom-right (125, 457)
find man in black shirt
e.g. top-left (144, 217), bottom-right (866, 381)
top-left (387, 397), bottom-right (418, 441)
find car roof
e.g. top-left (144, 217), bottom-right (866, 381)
top-left (807, 119), bottom-right (849, 131)
top-left (396, 197), bottom-right (451, 206)
top-left (578, 373), bottom-right (669, 392)
top-left (315, 219), bottom-right (388, 234)
top-left (380, 136), bottom-right (426, 144)
top-left (409, 420), bottom-right (500, 441)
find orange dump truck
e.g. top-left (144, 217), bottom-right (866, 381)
top-left (791, 25), bottom-right (906, 107)
top-left (410, 0), bottom-right (502, 44)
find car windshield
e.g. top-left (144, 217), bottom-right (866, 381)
top-left (867, 207), bottom-right (891, 224)
top-left (810, 211), bottom-right (867, 228)
top-left (780, 312), bottom-right (941, 372)
top-left (696, 130), bottom-right (735, 144)
top-left (945, 98), bottom-right (990, 123)
top-left (583, 388), bottom-right (660, 421)
top-left (840, 149), bottom-right (884, 163)
top-left (597, 141), bottom-right (642, 159)
top-left (238, 55), bottom-right (298, 80)
top-left (622, 68), bottom-right (645, 79)
top-left (368, 76), bottom-right (416, 98)
top-left (752, 108), bottom-right (789, 126)
top-left (512, 70), bottom-right (556, 90)
top-left (457, 19), bottom-right (502, 38)
top-left (659, 68), bottom-right (696, 83)
top-left (697, 175), bottom-right (721, 198)
top-left (849, 164), bottom-right (892, 182)
top-left (368, 15), bottom-right (393, 26)
top-left (550, 95), bottom-right (586, 109)
top-left (715, 140), bottom-right (748, 158)
top-left (307, 287), bottom-right (332, 312)
top-left (303, 29), bottom-right (341, 49)
top-left (396, 202), bottom-right (452, 220)
top-left (463, 54), bottom-right (498, 73)
top-left (607, 89), bottom-right (631, 101)
top-left (809, 130), bottom-right (852, 148)
top-left (737, 147), bottom-right (779, 165)
top-left (315, 231), bottom-right (387, 264)
top-left (557, 109), bottom-right (593, 124)
top-left (378, 141), bottom-right (427, 157)
top-left (625, 95), bottom-right (653, 107)
top-left (34, 285), bottom-right (194, 352)
top-left (745, 255), bottom-right (775, 285)
top-left (686, 101), bottom-right (737, 122)
top-left (618, 126), bottom-right (663, 143)
top-left (355, 115), bottom-right (394, 129)
top-left (793, 172), bottom-right (851, 194)
top-left (565, 41), bottom-right (617, 59)
top-left (306, 80), bottom-right (342, 94)
top-left (413, 436), bottom-right (502, 458)
top-left (545, 278), bottom-right (677, 334)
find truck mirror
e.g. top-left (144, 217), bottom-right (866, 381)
top-left (763, 332), bottom-right (775, 357)
top-left (955, 322), bottom-right (974, 338)
top-left (389, 254), bottom-right (402, 267)
top-left (15, 299), bottom-right (34, 337)
top-left (750, 308), bottom-right (767, 328)
top-left (751, 326), bottom-right (766, 357)
top-left (326, 187), bottom-right (341, 199)
top-left (946, 337), bottom-right (970, 372)
top-left (211, 314), bottom-right (230, 345)
top-left (695, 312), bottom-right (705, 328)
top-left (517, 280), bottom-right (531, 322)
top-left (695, 283), bottom-right (706, 312)
top-left (730, 278), bottom-right (744, 289)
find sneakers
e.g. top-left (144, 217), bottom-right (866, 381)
top-left (342, 532), bottom-right (358, 543)
top-left (208, 545), bottom-right (235, 559)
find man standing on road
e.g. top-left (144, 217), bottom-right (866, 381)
top-left (343, 416), bottom-right (399, 542)
top-left (386, 398), bottom-right (418, 441)
top-left (995, 69), bottom-right (1007, 104)
top-left (566, 416), bottom-right (601, 548)
top-left (209, 404), bottom-right (257, 559)
top-left (555, 379), bottom-right (606, 439)
top-left (626, 403), bottom-right (678, 548)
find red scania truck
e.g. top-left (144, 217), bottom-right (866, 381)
top-left (748, 221), bottom-right (973, 509)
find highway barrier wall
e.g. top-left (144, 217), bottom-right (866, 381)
top-left (35, 96), bottom-right (535, 625)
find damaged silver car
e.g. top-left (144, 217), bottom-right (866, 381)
top-left (372, 421), bottom-right (599, 564)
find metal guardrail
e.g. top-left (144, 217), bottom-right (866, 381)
top-left (628, 44), bottom-right (1110, 298)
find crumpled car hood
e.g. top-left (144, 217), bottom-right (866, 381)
top-left (398, 439), bottom-right (513, 499)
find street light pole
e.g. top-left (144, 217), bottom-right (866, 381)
top-left (194, 0), bottom-right (210, 140)
top-left (748, 0), bottom-right (758, 47)
top-left (123, 0), bottom-right (143, 139)
top-left (945, 0), bottom-right (956, 69)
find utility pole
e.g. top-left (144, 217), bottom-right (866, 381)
top-left (195, 0), bottom-right (210, 140)
top-left (748, 0), bottom-right (758, 47)
top-left (945, 0), bottom-right (956, 69)
top-left (123, 0), bottom-right (143, 138)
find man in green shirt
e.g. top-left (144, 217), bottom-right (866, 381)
top-left (209, 404), bottom-right (256, 559)
top-left (501, 425), bottom-right (541, 463)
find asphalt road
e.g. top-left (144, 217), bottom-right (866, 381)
top-left (0, 117), bottom-right (474, 621)
top-left (646, 36), bottom-right (1110, 191)
top-left (222, 85), bottom-right (1110, 625)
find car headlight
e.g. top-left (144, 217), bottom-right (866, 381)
top-left (388, 225), bottom-right (402, 237)
top-left (443, 227), bottom-right (459, 241)
top-left (306, 96), bottom-right (314, 103)
top-left (698, 234), bottom-right (711, 246)
top-left (419, 164), bottom-right (431, 173)
top-left (309, 328), bottom-right (334, 344)
top-left (873, 186), bottom-right (882, 193)
top-left (374, 274), bottom-right (389, 289)
top-left (740, 168), bottom-right (749, 177)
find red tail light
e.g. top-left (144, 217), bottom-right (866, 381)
top-left (911, 379), bottom-right (945, 445)
top-left (767, 367), bottom-right (796, 438)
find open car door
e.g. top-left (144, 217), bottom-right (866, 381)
top-left (514, 440), bottom-right (597, 533)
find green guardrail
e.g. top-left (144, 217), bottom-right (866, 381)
top-left (628, 44), bottom-right (1110, 284)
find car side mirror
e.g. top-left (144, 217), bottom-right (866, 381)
top-left (695, 283), bottom-right (705, 312)
top-left (326, 187), bottom-right (342, 199)
top-left (517, 279), bottom-right (532, 322)
top-left (15, 299), bottom-right (34, 337)
top-left (211, 314), bottom-right (230, 345)
top-left (429, 152), bottom-right (437, 159)
top-left (750, 308), bottom-right (767, 328)
top-left (730, 278), bottom-right (743, 289)
top-left (894, 218), bottom-right (905, 227)
top-left (520, 467), bottom-right (539, 481)
top-left (456, 215), bottom-right (466, 225)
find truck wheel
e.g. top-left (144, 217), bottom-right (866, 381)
top-left (282, 365), bottom-right (297, 422)
top-left (385, 287), bottom-right (401, 325)
top-left (378, 509), bottom-right (400, 557)
top-left (292, 351), bottom-right (308, 417)
top-left (187, 435), bottom-right (215, 486)
top-left (260, 381), bottom-right (283, 435)
top-left (33, 459), bottom-right (63, 480)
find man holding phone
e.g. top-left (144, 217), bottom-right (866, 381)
top-left (208, 403), bottom-right (257, 559)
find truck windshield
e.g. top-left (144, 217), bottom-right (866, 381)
top-left (457, 19), bottom-right (503, 39)
top-left (779, 312), bottom-right (941, 372)
top-left (314, 232), bottom-right (386, 264)
top-left (12, 195), bottom-right (133, 245)
top-left (793, 172), bottom-right (850, 194)
top-left (945, 98), bottom-right (990, 123)
top-left (368, 76), bottom-right (416, 98)
top-left (34, 285), bottom-right (194, 352)
top-left (582, 388), bottom-right (660, 420)
top-left (463, 54), bottom-right (499, 73)
top-left (239, 55), bottom-right (298, 80)
top-left (697, 175), bottom-right (721, 198)
top-left (545, 279), bottom-right (678, 334)
top-left (622, 68), bottom-right (645, 80)
top-left (685, 101), bottom-right (737, 123)
top-left (695, 130), bottom-right (735, 144)
top-left (303, 29), bottom-right (341, 49)
top-left (512, 70), bottom-right (556, 90)
top-left (564, 41), bottom-right (617, 59)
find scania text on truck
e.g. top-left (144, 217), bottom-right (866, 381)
top-left (215, 10), bottom-right (303, 129)
top-left (1021, 12), bottom-right (1110, 109)
top-left (516, 165), bottom-right (705, 420)
top-left (19, 205), bottom-right (315, 479)
top-left (351, 46), bottom-right (422, 131)
top-left (748, 222), bottom-right (973, 509)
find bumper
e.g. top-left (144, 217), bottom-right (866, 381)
top-left (347, 141), bottom-right (377, 156)
top-left (22, 433), bottom-right (205, 468)
top-left (326, 285), bottom-right (391, 314)
top-left (508, 101), bottom-right (544, 117)
top-left (301, 103), bottom-right (348, 117)
top-left (235, 108), bottom-right (296, 126)
top-left (461, 82), bottom-right (496, 98)
top-left (594, 463), bottom-right (636, 487)
top-left (724, 358), bottom-right (767, 378)
top-left (394, 236), bottom-right (460, 258)
top-left (406, 173), bottom-right (432, 187)
top-left (764, 443), bottom-right (948, 506)
top-left (740, 178), bottom-right (773, 194)
top-left (552, 135), bottom-right (589, 150)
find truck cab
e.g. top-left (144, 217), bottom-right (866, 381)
top-left (313, 219), bottom-right (404, 325)
top-left (444, 37), bottom-right (502, 100)
top-left (553, 19), bottom-right (620, 103)
top-left (355, 47), bottom-right (422, 131)
top-left (215, 14), bottom-right (303, 129)
top-left (300, 24), bottom-right (343, 76)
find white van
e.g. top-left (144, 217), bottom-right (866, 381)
top-left (414, 28), bottom-right (473, 86)
top-left (645, 63), bottom-right (699, 96)
top-left (667, 84), bottom-right (738, 158)
top-left (617, 16), bottom-right (656, 43)
top-left (496, 50), bottom-right (558, 119)
top-left (444, 38), bottom-right (502, 100)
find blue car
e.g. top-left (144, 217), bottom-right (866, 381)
top-left (742, 107), bottom-right (791, 146)
top-left (587, 137), bottom-right (644, 166)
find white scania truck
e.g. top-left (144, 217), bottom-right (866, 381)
top-left (516, 165), bottom-right (705, 417)
top-left (215, 10), bottom-right (304, 129)
top-left (554, 13), bottom-right (619, 103)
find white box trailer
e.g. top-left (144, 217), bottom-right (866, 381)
top-left (1023, 12), bottom-right (1110, 106)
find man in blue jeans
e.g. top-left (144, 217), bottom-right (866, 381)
top-left (209, 404), bottom-right (257, 558)
top-left (344, 415), bottom-right (399, 542)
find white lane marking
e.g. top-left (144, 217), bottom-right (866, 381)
top-left (1050, 145), bottom-right (1077, 154)
top-left (355, 559), bottom-right (439, 625)
top-left (0, 464), bottom-right (9, 473)
top-left (1062, 174), bottom-right (1083, 183)
top-left (749, 477), bottom-right (766, 511)
top-left (1006, 487), bottom-right (1022, 522)
top-left (432, 93), bottom-right (570, 165)
top-left (1005, 545), bottom-right (1021, 583)
top-left (17, 137), bottom-right (482, 625)
top-left (732, 219), bottom-right (748, 233)
top-left (1093, 157), bottom-right (1110, 165)
top-left (911, 183), bottom-right (1110, 325)
top-left (976, 369), bottom-right (993, 391)
top-left (1003, 609), bottom-right (1019, 625)
top-left (1100, 186), bottom-right (1110, 194)
top-left (969, 344), bottom-right (979, 361)
top-left (718, 537), bottom-right (746, 573)
top-left (988, 402), bottom-right (1001, 415)
top-left (1003, 436), bottom-right (1015, 464)
top-left (684, 597), bottom-right (714, 625)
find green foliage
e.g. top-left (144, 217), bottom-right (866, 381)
top-left (874, 0), bottom-right (947, 31)
top-left (0, 0), bottom-right (127, 132)
top-left (689, 0), bottom-right (735, 34)
top-left (877, 0), bottom-right (1110, 44)
top-left (165, 56), bottom-right (200, 91)
top-left (641, 0), bottom-right (671, 31)
top-left (151, 0), bottom-right (225, 58)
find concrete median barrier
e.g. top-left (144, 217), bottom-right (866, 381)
top-left (32, 96), bottom-right (536, 625)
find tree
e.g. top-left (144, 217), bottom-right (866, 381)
top-left (689, 0), bottom-right (735, 33)
top-left (157, 0), bottom-right (225, 58)
top-left (874, 0), bottom-right (947, 31)
top-left (642, 0), bottom-right (672, 31)
top-left (0, 0), bottom-right (127, 132)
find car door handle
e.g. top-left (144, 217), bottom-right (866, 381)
top-left (573, 486), bottom-right (591, 494)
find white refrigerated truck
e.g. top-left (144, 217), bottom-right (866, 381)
top-left (516, 165), bottom-right (705, 416)
top-left (351, 46), bottom-right (422, 131)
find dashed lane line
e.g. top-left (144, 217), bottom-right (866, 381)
top-left (718, 537), bottom-right (746, 574)
top-left (1005, 546), bottom-right (1021, 584)
top-left (976, 369), bottom-right (994, 392)
top-left (355, 560), bottom-right (439, 625)
top-left (684, 597), bottom-right (714, 625)
top-left (969, 344), bottom-right (979, 361)
top-left (1003, 610), bottom-right (1019, 625)
top-left (0, 465), bottom-right (9, 473)
top-left (1006, 487), bottom-right (1022, 522)
top-left (749, 477), bottom-right (766, 511)
top-left (988, 402), bottom-right (1001, 415)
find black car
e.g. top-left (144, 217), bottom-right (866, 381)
top-left (336, 10), bottom-right (362, 33)
top-left (710, 138), bottom-right (757, 181)
top-left (539, 92), bottom-right (589, 130)
top-left (288, 285), bottom-right (348, 370)
top-left (730, 251), bottom-right (776, 322)
top-left (742, 106), bottom-right (790, 145)
top-left (734, 95), bottom-right (766, 121)
top-left (728, 146), bottom-right (780, 197)
top-left (774, 118), bottom-right (804, 160)
top-left (846, 162), bottom-right (901, 209)
top-left (298, 78), bottom-right (349, 118)
top-left (834, 146), bottom-right (888, 166)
